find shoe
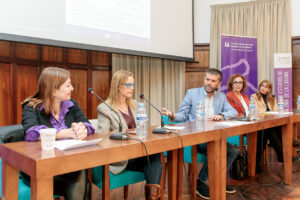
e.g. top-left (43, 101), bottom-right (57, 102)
top-left (145, 184), bottom-right (161, 200)
top-left (226, 185), bottom-right (236, 194)
top-left (196, 182), bottom-right (210, 199)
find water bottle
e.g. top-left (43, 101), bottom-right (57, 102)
top-left (136, 103), bottom-right (148, 139)
top-left (249, 97), bottom-right (256, 120)
top-left (278, 96), bottom-right (284, 114)
top-left (297, 95), bottom-right (300, 111)
top-left (196, 100), bottom-right (205, 121)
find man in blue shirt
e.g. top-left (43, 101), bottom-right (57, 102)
top-left (162, 68), bottom-right (238, 199)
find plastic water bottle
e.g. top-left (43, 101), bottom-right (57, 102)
top-left (136, 103), bottom-right (148, 139)
top-left (278, 96), bottom-right (284, 114)
top-left (297, 95), bottom-right (300, 111)
top-left (249, 97), bottom-right (256, 120)
top-left (196, 100), bottom-right (205, 121)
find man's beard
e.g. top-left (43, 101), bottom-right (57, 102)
top-left (204, 85), bottom-right (216, 94)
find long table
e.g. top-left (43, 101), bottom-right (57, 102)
top-left (1, 114), bottom-right (296, 200)
top-left (219, 114), bottom-right (293, 200)
top-left (1, 122), bottom-right (222, 200)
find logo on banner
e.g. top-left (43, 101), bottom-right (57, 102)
top-left (225, 42), bottom-right (230, 48)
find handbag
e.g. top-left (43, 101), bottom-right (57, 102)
top-left (230, 147), bottom-right (248, 180)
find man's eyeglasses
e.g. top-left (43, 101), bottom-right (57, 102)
top-left (124, 83), bottom-right (136, 88)
top-left (233, 81), bottom-right (243, 85)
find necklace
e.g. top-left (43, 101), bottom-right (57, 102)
top-left (119, 106), bottom-right (129, 115)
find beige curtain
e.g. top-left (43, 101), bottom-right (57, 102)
top-left (210, 0), bottom-right (291, 84)
top-left (112, 54), bottom-right (185, 126)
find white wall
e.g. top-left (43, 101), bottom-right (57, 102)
top-left (291, 0), bottom-right (300, 37)
top-left (194, 0), bottom-right (300, 43)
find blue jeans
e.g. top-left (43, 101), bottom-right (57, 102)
top-left (197, 142), bottom-right (238, 183)
top-left (126, 153), bottom-right (162, 184)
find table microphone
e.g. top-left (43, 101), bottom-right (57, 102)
top-left (139, 94), bottom-right (171, 134)
top-left (88, 88), bottom-right (128, 140)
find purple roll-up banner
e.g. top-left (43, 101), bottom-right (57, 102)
top-left (274, 53), bottom-right (292, 110)
top-left (221, 35), bottom-right (258, 97)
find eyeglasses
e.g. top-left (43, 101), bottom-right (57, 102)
top-left (233, 81), bottom-right (243, 85)
top-left (124, 83), bottom-right (136, 88)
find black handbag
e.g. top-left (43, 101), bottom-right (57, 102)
top-left (230, 147), bottom-right (248, 180)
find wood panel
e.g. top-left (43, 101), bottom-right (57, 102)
top-left (42, 46), bottom-right (63, 63)
top-left (69, 69), bottom-right (88, 116)
top-left (91, 70), bottom-right (111, 119)
top-left (15, 43), bottom-right (38, 60)
top-left (92, 52), bottom-right (111, 66)
top-left (185, 44), bottom-right (209, 92)
top-left (0, 63), bottom-right (12, 125)
top-left (185, 72), bottom-right (206, 92)
top-left (15, 65), bottom-right (39, 124)
top-left (68, 49), bottom-right (87, 65)
top-left (0, 41), bottom-right (10, 57)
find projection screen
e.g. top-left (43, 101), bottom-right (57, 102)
top-left (0, 0), bottom-right (194, 61)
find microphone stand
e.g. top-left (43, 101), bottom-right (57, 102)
top-left (139, 95), bottom-right (169, 134)
top-left (88, 88), bottom-right (128, 139)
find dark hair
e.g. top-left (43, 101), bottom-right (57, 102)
top-left (206, 68), bottom-right (222, 81)
top-left (227, 74), bottom-right (247, 92)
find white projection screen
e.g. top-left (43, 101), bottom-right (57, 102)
top-left (0, 0), bottom-right (194, 61)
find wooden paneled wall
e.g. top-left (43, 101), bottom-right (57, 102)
top-left (0, 41), bottom-right (111, 126)
top-left (292, 37), bottom-right (300, 109)
top-left (185, 44), bottom-right (210, 92)
top-left (1, 38), bottom-right (299, 126)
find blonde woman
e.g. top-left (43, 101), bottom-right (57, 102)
top-left (97, 70), bottom-right (162, 199)
top-left (250, 80), bottom-right (283, 173)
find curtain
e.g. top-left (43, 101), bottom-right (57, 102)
top-left (210, 0), bottom-right (291, 84)
top-left (112, 54), bottom-right (185, 126)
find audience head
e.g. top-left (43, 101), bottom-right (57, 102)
top-left (23, 67), bottom-right (72, 115)
top-left (227, 74), bottom-right (247, 93)
top-left (107, 70), bottom-right (136, 110)
top-left (204, 68), bottom-right (222, 94)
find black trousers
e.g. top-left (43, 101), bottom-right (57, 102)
top-left (126, 153), bottom-right (162, 184)
top-left (256, 126), bottom-right (283, 171)
top-left (21, 170), bottom-right (89, 200)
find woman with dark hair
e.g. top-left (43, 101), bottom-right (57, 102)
top-left (250, 80), bottom-right (283, 173)
top-left (97, 70), bottom-right (162, 200)
top-left (22, 67), bottom-right (95, 200)
top-left (226, 74), bottom-right (249, 117)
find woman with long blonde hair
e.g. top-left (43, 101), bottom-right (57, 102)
top-left (97, 70), bottom-right (162, 200)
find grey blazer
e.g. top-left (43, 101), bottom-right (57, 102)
top-left (97, 102), bottom-right (137, 174)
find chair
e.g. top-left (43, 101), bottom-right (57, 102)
top-left (162, 115), bottom-right (207, 198)
top-left (162, 115), bottom-right (247, 198)
top-left (0, 125), bottom-right (62, 200)
top-left (90, 120), bottom-right (165, 200)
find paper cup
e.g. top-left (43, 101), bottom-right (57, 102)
top-left (40, 128), bottom-right (57, 150)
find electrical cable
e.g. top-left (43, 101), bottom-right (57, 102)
top-left (169, 131), bottom-right (194, 199)
top-left (128, 137), bottom-right (152, 185)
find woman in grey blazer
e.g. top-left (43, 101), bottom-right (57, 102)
top-left (97, 70), bottom-right (162, 200)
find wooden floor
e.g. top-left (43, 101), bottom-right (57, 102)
top-left (91, 148), bottom-right (300, 200)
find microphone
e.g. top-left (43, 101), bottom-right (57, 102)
top-left (139, 94), bottom-right (170, 134)
top-left (109, 132), bottom-right (129, 140)
top-left (88, 88), bottom-right (126, 139)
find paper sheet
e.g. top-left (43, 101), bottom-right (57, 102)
top-left (55, 138), bottom-right (103, 150)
